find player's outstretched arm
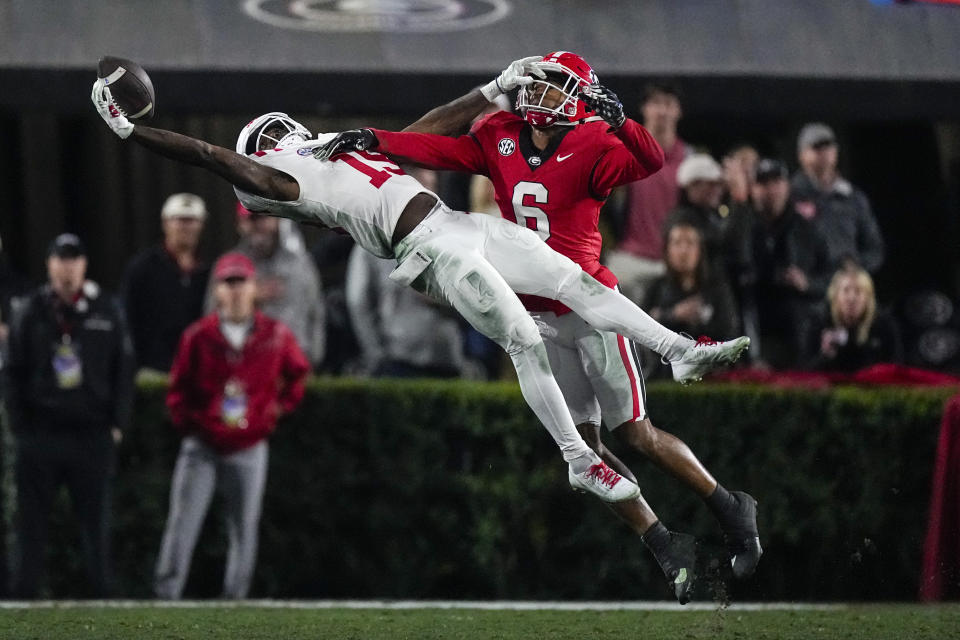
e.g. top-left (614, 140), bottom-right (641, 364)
top-left (129, 126), bottom-right (297, 201)
top-left (402, 90), bottom-right (489, 135)
top-left (402, 55), bottom-right (544, 135)
top-left (91, 80), bottom-right (297, 201)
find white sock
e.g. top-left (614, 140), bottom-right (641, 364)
top-left (510, 342), bottom-right (595, 463)
top-left (557, 273), bottom-right (694, 361)
top-left (568, 450), bottom-right (602, 475)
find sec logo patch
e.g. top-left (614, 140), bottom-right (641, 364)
top-left (498, 138), bottom-right (515, 156)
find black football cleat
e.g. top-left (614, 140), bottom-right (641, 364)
top-left (658, 532), bottom-right (697, 605)
top-left (720, 491), bottom-right (763, 579)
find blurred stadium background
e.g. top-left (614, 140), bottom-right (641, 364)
top-left (0, 0), bottom-right (958, 298)
top-left (2, 0), bottom-right (960, 625)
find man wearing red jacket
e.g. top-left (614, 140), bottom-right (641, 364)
top-left (317, 52), bottom-right (760, 590)
top-left (154, 252), bottom-right (309, 599)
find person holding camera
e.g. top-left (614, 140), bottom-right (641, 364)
top-left (803, 263), bottom-right (902, 372)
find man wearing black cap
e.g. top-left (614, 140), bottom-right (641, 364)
top-left (742, 160), bottom-right (833, 368)
top-left (791, 123), bottom-right (885, 274)
top-left (5, 233), bottom-right (135, 598)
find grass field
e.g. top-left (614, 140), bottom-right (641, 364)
top-left (1, 602), bottom-right (959, 640)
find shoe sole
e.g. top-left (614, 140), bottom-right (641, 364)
top-left (569, 482), bottom-right (641, 503)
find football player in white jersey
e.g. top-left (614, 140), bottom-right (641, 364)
top-left (90, 80), bottom-right (752, 602)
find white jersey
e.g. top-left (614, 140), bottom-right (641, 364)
top-left (235, 135), bottom-right (436, 258)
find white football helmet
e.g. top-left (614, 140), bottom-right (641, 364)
top-left (236, 112), bottom-right (311, 155)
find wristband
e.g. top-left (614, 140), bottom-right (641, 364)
top-left (480, 80), bottom-right (503, 103)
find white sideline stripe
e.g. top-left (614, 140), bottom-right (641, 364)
top-left (0, 600), bottom-right (845, 611)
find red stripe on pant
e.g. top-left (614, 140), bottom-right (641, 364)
top-left (616, 334), bottom-right (641, 421)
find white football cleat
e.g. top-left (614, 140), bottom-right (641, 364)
top-left (671, 335), bottom-right (750, 384)
top-left (568, 461), bottom-right (641, 503)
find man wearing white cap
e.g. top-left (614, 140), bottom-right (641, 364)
top-left (663, 153), bottom-right (731, 269)
top-left (121, 193), bottom-right (211, 371)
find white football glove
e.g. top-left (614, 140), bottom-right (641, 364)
top-left (90, 79), bottom-right (134, 139)
top-left (480, 56), bottom-right (546, 102)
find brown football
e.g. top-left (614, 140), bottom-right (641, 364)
top-left (96, 56), bottom-right (155, 119)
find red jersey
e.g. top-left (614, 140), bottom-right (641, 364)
top-left (373, 111), bottom-right (663, 313)
top-left (166, 312), bottom-right (310, 454)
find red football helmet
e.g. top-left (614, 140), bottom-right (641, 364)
top-left (517, 51), bottom-right (598, 128)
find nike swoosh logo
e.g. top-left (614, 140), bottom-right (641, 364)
top-left (557, 153), bottom-right (573, 162)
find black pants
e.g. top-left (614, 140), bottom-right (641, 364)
top-left (13, 428), bottom-right (114, 598)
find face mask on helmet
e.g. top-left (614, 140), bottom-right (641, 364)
top-left (236, 112), bottom-right (311, 155)
top-left (517, 51), bottom-right (597, 128)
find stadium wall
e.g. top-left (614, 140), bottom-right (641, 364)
top-left (1, 378), bottom-right (954, 601)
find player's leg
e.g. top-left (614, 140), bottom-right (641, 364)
top-left (218, 440), bottom-right (268, 599)
top-left (154, 436), bottom-right (218, 599)
top-left (482, 221), bottom-right (749, 382)
top-left (575, 322), bottom-right (762, 578)
top-left (481, 219), bottom-right (689, 360)
top-left (406, 228), bottom-right (638, 503)
top-left (615, 418), bottom-right (715, 494)
top-left (617, 415), bottom-right (763, 577)
top-left (533, 311), bottom-right (638, 484)
top-left (523, 272), bottom-right (696, 601)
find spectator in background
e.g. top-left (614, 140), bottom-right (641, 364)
top-left (346, 245), bottom-right (470, 378)
top-left (605, 82), bottom-right (688, 304)
top-left (0, 229), bottom-right (26, 598)
top-left (210, 204), bottom-right (325, 368)
top-left (6, 234), bottom-right (134, 598)
top-left (122, 193), bottom-right (210, 372)
top-left (803, 263), bottom-right (902, 372)
top-left (664, 153), bottom-right (749, 286)
top-left (155, 252), bottom-right (309, 600)
top-left (1, 230), bottom-right (27, 366)
top-left (791, 123), bottom-right (885, 274)
top-left (644, 217), bottom-right (740, 378)
top-left (742, 159), bottom-right (833, 369)
top-left (723, 143), bottom-right (759, 206)
top-left (309, 233), bottom-right (359, 375)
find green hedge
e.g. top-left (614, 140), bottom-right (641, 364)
top-left (2, 378), bottom-right (956, 601)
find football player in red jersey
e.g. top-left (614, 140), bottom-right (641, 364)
top-left (316, 52), bottom-right (762, 583)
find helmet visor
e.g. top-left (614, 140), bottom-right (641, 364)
top-left (237, 112), bottom-right (311, 155)
top-left (517, 67), bottom-right (583, 124)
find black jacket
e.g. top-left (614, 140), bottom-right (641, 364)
top-left (643, 273), bottom-right (741, 342)
top-left (739, 204), bottom-right (833, 368)
top-left (664, 201), bottom-right (753, 289)
top-left (803, 308), bottom-right (904, 373)
top-left (790, 172), bottom-right (885, 273)
top-left (6, 282), bottom-right (135, 433)
top-left (121, 246), bottom-right (209, 371)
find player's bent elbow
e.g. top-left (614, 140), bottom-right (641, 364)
top-left (646, 149), bottom-right (665, 174)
